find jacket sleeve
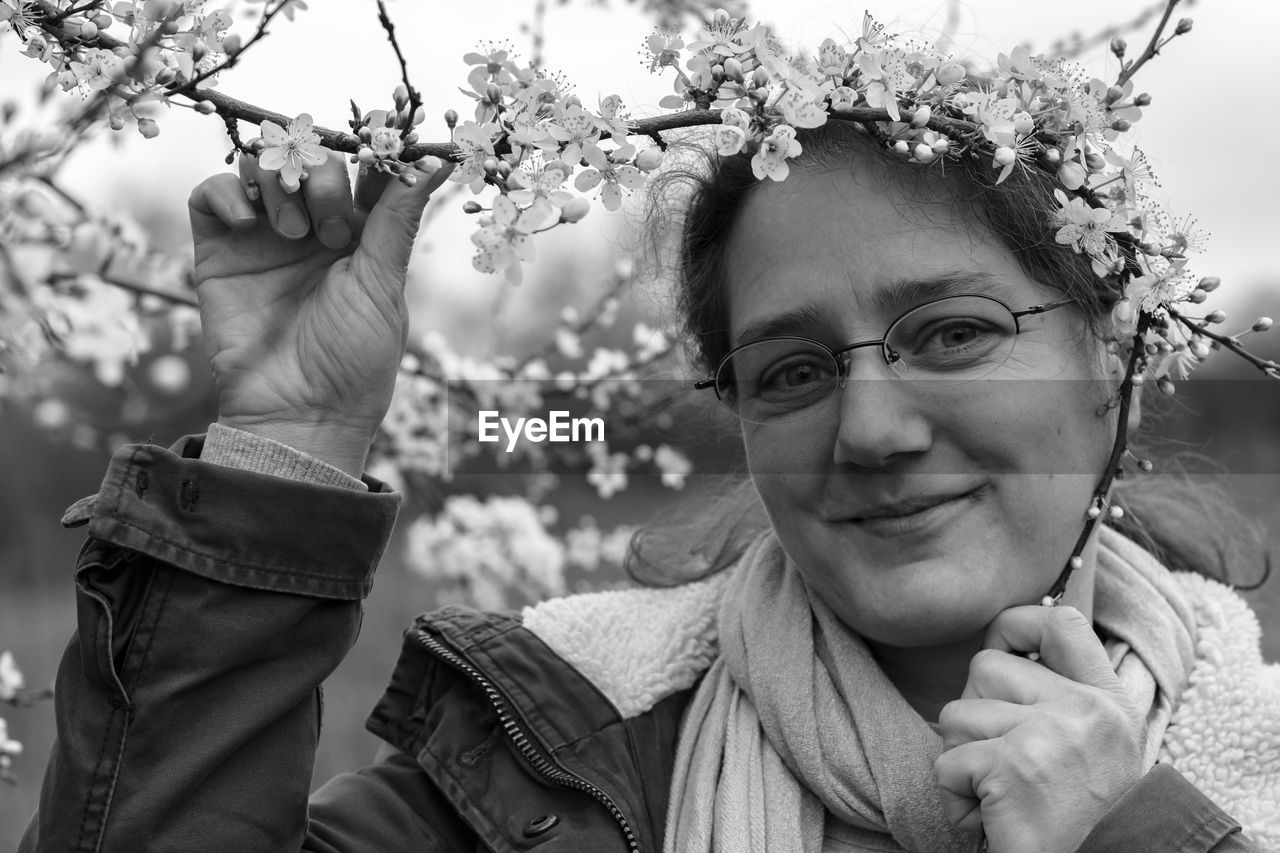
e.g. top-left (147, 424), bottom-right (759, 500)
top-left (1076, 763), bottom-right (1260, 852)
top-left (17, 435), bottom-right (411, 852)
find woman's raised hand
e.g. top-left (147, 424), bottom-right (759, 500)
top-left (187, 151), bottom-right (453, 476)
top-left (934, 605), bottom-right (1146, 853)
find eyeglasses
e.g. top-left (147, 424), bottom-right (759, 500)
top-left (695, 293), bottom-right (1075, 424)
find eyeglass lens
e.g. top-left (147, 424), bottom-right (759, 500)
top-left (720, 295), bottom-right (1024, 424)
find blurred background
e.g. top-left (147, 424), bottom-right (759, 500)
top-left (2, 0), bottom-right (1279, 845)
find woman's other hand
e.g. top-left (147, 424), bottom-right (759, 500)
top-left (187, 151), bottom-right (453, 476)
top-left (934, 605), bottom-right (1146, 853)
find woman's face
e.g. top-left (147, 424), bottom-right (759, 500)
top-left (724, 159), bottom-right (1117, 648)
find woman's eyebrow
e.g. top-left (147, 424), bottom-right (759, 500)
top-left (733, 304), bottom-right (829, 347)
top-left (874, 272), bottom-right (1010, 314)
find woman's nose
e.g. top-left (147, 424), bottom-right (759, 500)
top-left (832, 354), bottom-right (932, 469)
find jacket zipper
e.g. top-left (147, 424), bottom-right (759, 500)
top-left (414, 630), bottom-right (642, 853)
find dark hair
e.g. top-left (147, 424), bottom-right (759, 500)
top-left (627, 120), bottom-right (1270, 590)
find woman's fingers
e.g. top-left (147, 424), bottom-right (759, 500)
top-left (983, 605), bottom-right (1122, 693)
top-left (352, 158), bottom-right (455, 290)
top-left (934, 740), bottom-right (991, 833)
top-left (237, 150), bottom-right (355, 242)
top-left (960, 648), bottom-right (1058, 703)
top-left (938, 698), bottom-right (1029, 750)
top-left (303, 151), bottom-right (356, 249)
top-left (189, 173), bottom-right (257, 234)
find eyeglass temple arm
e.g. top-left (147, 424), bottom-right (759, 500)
top-left (1013, 296), bottom-right (1076, 318)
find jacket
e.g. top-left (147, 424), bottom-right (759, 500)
top-left (18, 437), bottom-right (1263, 852)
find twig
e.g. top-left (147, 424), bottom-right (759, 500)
top-left (47, 271), bottom-right (198, 307)
top-left (1116, 0), bottom-right (1183, 86)
top-left (1168, 307), bottom-right (1280, 378)
top-left (528, 0), bottom-right (549, 69)
top-left (1045, 314), bottom-right (1152, 602)
top-left (375, 0), bottom-right (422, 143)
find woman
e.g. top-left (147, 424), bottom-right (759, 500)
top-left (20, 41), bottom-right (1278, 853)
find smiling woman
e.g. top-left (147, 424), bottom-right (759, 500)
top-left (17, 6), bottom-right (1280, 853)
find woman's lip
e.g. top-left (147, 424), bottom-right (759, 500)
top-left (849, 487), bottom-right (984, 536)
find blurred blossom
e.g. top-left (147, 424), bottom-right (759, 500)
top-left (0, 651), bottom-right (23, 701)
top-left (405, 494), bottom-right (568, 607)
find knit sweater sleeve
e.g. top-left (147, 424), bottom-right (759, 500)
top-left (201, 421), bottom-right (368, 491)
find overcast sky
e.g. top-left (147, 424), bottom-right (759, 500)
top-left (3, 0), bottom-right (1277, 346)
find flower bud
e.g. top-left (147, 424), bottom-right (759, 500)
top-left (357, 146), bottom-right (376, 165)
top-left (1205, 310), bottom-right (1226, 324)
top-left (1175, 17), bottom-right (1193, 35)
top-left (1190, 341), bottom-right (1211, 359)
top-left (910, 104), bottom-right (931, 128)
top-left (565, 94), bottom-right (582, 109)
top-left (935, 61), bottom-right (966, 85)
top-left (931, 137), bottom-right (949, 155)
top-left (993, 146), bottom-right (1016, 166)
top-left (711, 63), bottom-right (724, 78)
top-left (413, 106), bottom-right (426, 126)
top-left (444, 109), bottom-right (458, 129)
top-left (1158, 377), bottom-right (1175, 396)
top-left (1043, 147), bottom-right (1061, 164)
top-left (222, 33), bottom-right (241, 54)
top-left (1252, 317), bottom-right (1273, 332)
top-left (1187, 289), bottom-right (1207, 304)
top-left (136, 117), bottom-right (159, 139)
top-left (79, 21), bottom-right (99, 39)
top-left (634, 146), bottom-right (664, 171)
top-left (1105, 85), bottom-right (1125, 104)
top-left (892, 139), bottom-right (910, 155)
top-left (561, 197), bottom-right (591, 223)
top-left (194, 100), bottom-right (216, 115)
top-left (463, 200), bottom-right (483, 214)
top-left (913, 143), bottom-right (934, 162)
top-left (1111, 118), bottom-right (1131, 132)
top-left (482, 157), bottom-right (499, 174)
top-left (1198, 276), bottom-right (1220, 292)
top-left (723, 57), bottom-right (744, 82)
top-left (1110, 37), bottom-right (1126, 56)
top-left (108, 114), bottom-right (125, 131)
top-left (1134, 93), bottom-right (1151, 106)
top-left (495, 160), bottom-right (512, 178)
top-left (1085, 151), bottom-right (1106, 171)
top-left (486, 83), bottom-right (502, 104)
top-left (393, 84), bottom-right (409, 110)
top-left (753, 67), bottom-right (771, 88)
top-left (93, 12), bottom-right (112, 28)
top-left (358, 125), bottom-right (372, 142)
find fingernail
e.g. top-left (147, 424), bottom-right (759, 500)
top-left (319, 217), bottom-right (351, 248)
top-left (277, 204), bottom-right (308, 239)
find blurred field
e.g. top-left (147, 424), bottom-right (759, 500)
top-left (3, 383), bottom-right (1280, 849)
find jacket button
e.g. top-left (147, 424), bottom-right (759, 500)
top-left (523, 814), bottom-right (560, 837)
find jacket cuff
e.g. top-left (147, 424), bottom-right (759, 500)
top-left (63, 434), bottom-right (400, 600)
top-left (1076, 763), bottom-right (1243, 852)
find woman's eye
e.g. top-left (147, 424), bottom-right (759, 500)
top-left (920, 320), bottom-right (993, 353)
top-left (760, 356), bottom-right (832, 391)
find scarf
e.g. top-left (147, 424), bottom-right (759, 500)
top-left (662, 527), bottom-right (1200, 853)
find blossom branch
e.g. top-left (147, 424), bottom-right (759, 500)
top-left (1167, 307), bottom-right (1280, 379)
top-left (47, 272), bottom-right (198, 308)
top-left (1115, 0), bottom-right (1186, 86)
top-left (1046, 313), bottom-right (1152, 602)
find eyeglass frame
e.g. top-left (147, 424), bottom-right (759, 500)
top-left (693, 293), bottom-right (1078, 404)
